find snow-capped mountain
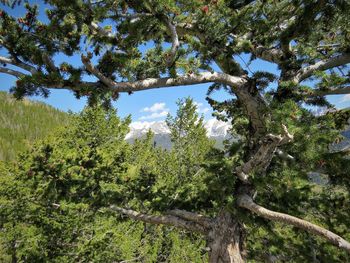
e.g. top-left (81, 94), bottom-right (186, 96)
top-left (125, 121), bottom-right (170, 140)
top-left (126, 119), bottom-right (231, 149)
top-left (204, 119), bottom-right (230, 138)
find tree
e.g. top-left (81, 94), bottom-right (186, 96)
top-left (0, 104), bottom-right (212, 262)
top-left (0, 0), bottom-right (350, 262)
top-left (0, 106), bottom-right (144, 262)
top-left (166, 97), bottom-right (214, 174)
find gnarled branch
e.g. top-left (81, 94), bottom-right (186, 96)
top-left (235, 125), bottom-right (293, 182)
top-left (81, 53), bottom-right (247, 92)
top-left (254, 45), bottom-right (284, 64)
top-left (110, 206), bottom-right (206, 233)
top-left (310, 86), bottom-right (350, 96)
top-left (0, 67), bottom-right (26, 78)
top-left (0, 55), bottom-right (37, 74)
top-left (89, 21), bottom-right (115, 38)
top-left (294, 53), bottom-right (350, 83)
top-left (81, 54), bottom-right (116, 88)
top-left (164, 17), bottom-right (180, 67)
top-left (166, 209), bottom-right (213, 229)
top-left (237, 194), bottom-right (350, 253)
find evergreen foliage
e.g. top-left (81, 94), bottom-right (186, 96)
top-left (0, 102), bottom-right (211, 262)
top-left (0, 0), bottom-right (350, 262)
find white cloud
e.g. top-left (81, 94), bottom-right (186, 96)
top-left (201, 107), bottom-right (210, 113)
top-left (194, 101), bottom-right (211, 114)
top-left (141, 102), bottom-right (167, 113)
top-left (194, 102), bottom-right (203, 108)
top-left (341, 94), bottom-right (350, 103)
top-left (139, 111), bottom-right (169, 120)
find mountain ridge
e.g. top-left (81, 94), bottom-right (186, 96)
top-left (126, 119), bottom-right (232, 149)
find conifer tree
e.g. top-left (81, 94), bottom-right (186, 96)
top-left (1, 1), bottom-right (350, 262)
top-left (166, 97), bottom-right (214, 174)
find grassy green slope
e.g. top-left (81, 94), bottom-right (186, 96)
top-left (0, 92), bottom-right (70, 161)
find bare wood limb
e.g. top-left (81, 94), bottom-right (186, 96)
top-left (237, 194), bottom-right (350, 253)
top-left (280, 124), bottom-right (294, 144)
top-left (81, 53), bottom-right (247, 91)
top-left (110, 71), bottom-right (246, 92)
top-left (89, 21), bottom-right (114, 38)
top-left (81, 54), bottom-right (116, 88)
top-left (275, 149), bottom-right (295, 162)
top-left (164, 18), bottom-right (180, 67)
top-left (0, 67), bottom-right (26, 78)
top-left (294, 53), bottom-right (350, 83)
top-left (108, 13), bottom-right (153, 20)
top-left (235, 125), bottom-right (293, 182)
top-left (310, 86), bottom-right (350, 96)
top-left (110, 206), bottom-right (206, 233)
top-left (235, 86), bottom-right (268, 139)
top-left (253, 45), bottom-right (284, 64)
top-left (0, 55), bottom-right (37, 74)
top-left (166, 209), bottom-right (213, 229)
top-left (230, 31), bottom-right (285, 64)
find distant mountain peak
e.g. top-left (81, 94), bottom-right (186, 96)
top-left (126, 119), bottom-right (231, 149)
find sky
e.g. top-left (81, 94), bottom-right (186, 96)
top-left (0, 1), bottom-right (349, 123)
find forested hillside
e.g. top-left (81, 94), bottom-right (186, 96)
top-left (0, 92), bottom-right (69, 161)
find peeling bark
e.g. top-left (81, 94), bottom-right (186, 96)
top-left (207, 210), bottom-right (245, 263)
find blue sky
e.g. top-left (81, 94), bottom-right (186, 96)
top-left (1, 1), bottom-right (349, 122)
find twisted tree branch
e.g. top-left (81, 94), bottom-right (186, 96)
top-left (0, 67), bottom-right (26, 78)
top-left (89, 21), bottom-right (115, 38)
top-left (237, 194), bottom-right (350, 253)
top-left (310, 86), bottom-right (350, 96)
top-left (235, 125), bottom-right (293, 182)
top-left (166, 209), bottom-right (213, 229)
top-left (164, 17), bottom-right (180, 67)
top-left (81, 53), bottom-right (247, 92)
top-left (294, 53), bottom-right (350, 83)
top-left (0, 55), bottom-right (37, 74)
top-left (110, 206), bottom-right (206, 233)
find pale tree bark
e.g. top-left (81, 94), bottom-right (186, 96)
top-left (294, 53), bottom-right (350, 83)
top-left (110, 206), bottom-right (206, 233)
top-left (235, 125), bottom-right (293, 182)
top-left (80, 54), bottom-right (247, 92)
top-left (207, 210), bottom-right (245, 263)
top-left (310, 86), bottom-right (350, 96)
top-left (237, 194), bottom-right (350, 253)
top-left (163, 16), bottom-right (180, 67)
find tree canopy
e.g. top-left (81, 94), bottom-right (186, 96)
top-left (0, 0), bottom-right (350, 262)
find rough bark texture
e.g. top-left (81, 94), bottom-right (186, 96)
top-left (207, 210), bottom-right (245, 263)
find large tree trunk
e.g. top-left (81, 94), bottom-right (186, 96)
top-left (207, 210), bottom-right (245, 263)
